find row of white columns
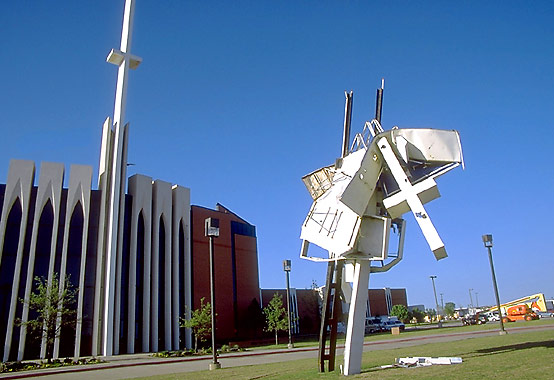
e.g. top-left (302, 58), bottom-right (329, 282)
top-left (0, 160), bottom-right (92, 362)
top-left (0, 161), bottom-right (192, 361)
top-left (116, 174), bottom-right (191, 355)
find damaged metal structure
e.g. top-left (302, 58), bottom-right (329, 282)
top-left (299, 81), bottom-right (463, 375)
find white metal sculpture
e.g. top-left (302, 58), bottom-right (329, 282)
top-left (300, 84), bottom-right (463, 375)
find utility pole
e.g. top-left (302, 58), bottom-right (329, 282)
top-left (430, 276), bottom-right (441, 327)
top-left (283, 260), bottom-right (294, 349)
top-left (482, 234), bottom-right (507, 335)
top-left (206, 218), bottom-right (221, 370)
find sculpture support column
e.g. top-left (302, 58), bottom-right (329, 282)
top-left (343, 260), bottom-right (370, 376)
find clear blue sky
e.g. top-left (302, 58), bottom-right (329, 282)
top-left (1, 1), bottom-right (553, 311)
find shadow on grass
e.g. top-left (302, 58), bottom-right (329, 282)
top-left (474, 340), bottom-right (554, 355)
top-left (358, 340), bottom-right (554, 374)
top-left (360, 366), bottom-right (401, 375)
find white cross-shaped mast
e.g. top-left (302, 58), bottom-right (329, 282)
top-left (102, 0), bottom-right (141, 356)
top-left (107, 0), bottom-right (142, 130)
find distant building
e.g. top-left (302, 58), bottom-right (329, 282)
top-left (260, 287), bottom-right (408, 338)
top-left (368, 288), bottom-right (408, 316)
top-left (261, 289), bottom-right (321, 336)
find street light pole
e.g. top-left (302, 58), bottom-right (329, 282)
top-left (469, 288), bottom-right (474, 312)
top-left (283, 260), bottom-right (294, 349)
top-left (482, 234), bottom-right (507, 335)
top-left (429, 276), bottom-right (441, 327)
top-left (205, 218), bottom-right (221, 370)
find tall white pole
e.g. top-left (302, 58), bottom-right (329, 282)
top-left (343, 260), bottom-right (370, 375)
top-left (102, 0), bottom-right (141, 356)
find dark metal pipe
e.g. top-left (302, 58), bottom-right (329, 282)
top-left (375, 79), bottom-right (384, 124)
top-left (341, 91), bottom-right (353, 158)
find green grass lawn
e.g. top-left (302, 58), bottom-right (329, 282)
top-left (138, 321), bottom-right (554, 379)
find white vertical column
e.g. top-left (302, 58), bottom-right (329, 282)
top-left (2, 160), bottom-right (35, 362)
top-left (164, 213), bottom-right (172, 351)
top-left (182, 191), bottom-right (192, 349)
top-left (151, 180), bottom-right (172, 352)
top-left (53, 165), bottom-right (92, 360)
top-left (17, 162), bottom-right (64, 361)
top-left (343, 260), bottom-right (370, 376)
top-left (102, 0), bottom-right (141, 356)
top-left (171, 186), bottom-right (190, 350)
top-left (142, 207), bottom-right (152, 354)
top-left (150, 186), bottom-right (160, 353)
top-left (113, 125), bottom-right (129, 355)
top-left (93, 118), bottom-right (113, 357)
top-left (126, 174), bottom-right (152, 353)
top-left (71, 165), bottom-right (92, 360)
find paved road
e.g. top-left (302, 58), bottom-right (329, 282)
top-left (2, 324), bottom-right (552, 380)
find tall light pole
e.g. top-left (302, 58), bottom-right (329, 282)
top-left (205, 218), bottom-right (221, 370)
top-left (283, 260), bottom-right (294, 349)
top-left (482, 234), bottom-right (507, 335)
top-left (429, 276), bottom-right (441, 327)
top-left (469, 288), bottom-right (474, 312)
top-left (475, 292), bottom-right (479, 308)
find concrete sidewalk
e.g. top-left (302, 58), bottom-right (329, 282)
top-left (1, 324), bottom-right (552, 380)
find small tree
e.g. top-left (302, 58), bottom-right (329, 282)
top-left (444, 302), bottom-right (456, 317)
top-left (390, 304), bottom-right (410, 323)
top-left (18, 274), bottom-right (77, 360)
top-left (411, 308), bottom-right (425, 324)
top-left (181, 297), bottom-right (212, 352)
top-left (263, 293), bottom-right (288, 345)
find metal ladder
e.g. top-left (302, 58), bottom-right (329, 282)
top-left (318, 259), bottom-right (344, 372)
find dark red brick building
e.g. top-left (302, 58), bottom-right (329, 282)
top-left (368, 288), bottom-right (408, 317)
top-left (190, 204), bottom-right (261, 342)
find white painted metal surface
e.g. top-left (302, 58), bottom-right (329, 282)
top-left (377, 136), bottom-right (447, 260)
top-left (300, 115), bottom-right (463, 376)
top-left (342, 260), bottom-right (370, 376)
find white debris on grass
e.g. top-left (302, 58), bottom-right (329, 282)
top-left (380, 357), bottom-right (463, 369)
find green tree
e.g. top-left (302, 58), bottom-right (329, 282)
top-left (444, 302), bottom-right (456, 317)
top-left (390, 304), bottom-right (410, 323)
top-left (263, 293), bottom-right (288, 345)
top-left (411, 308), bottom-right (425, 323)
top-left (18, 274), bottom-right (77, 360)
top-left (181, 297), bottom-right (212, 352)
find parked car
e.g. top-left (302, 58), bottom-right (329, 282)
top-left (537, 311), bottom-right (554, 319)
top-left (461, 314), bottom-right (487, 325)
top-left (381, 320), bottom-right (405, 331)
top-left (365, 318), bottom-right (382, 334)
